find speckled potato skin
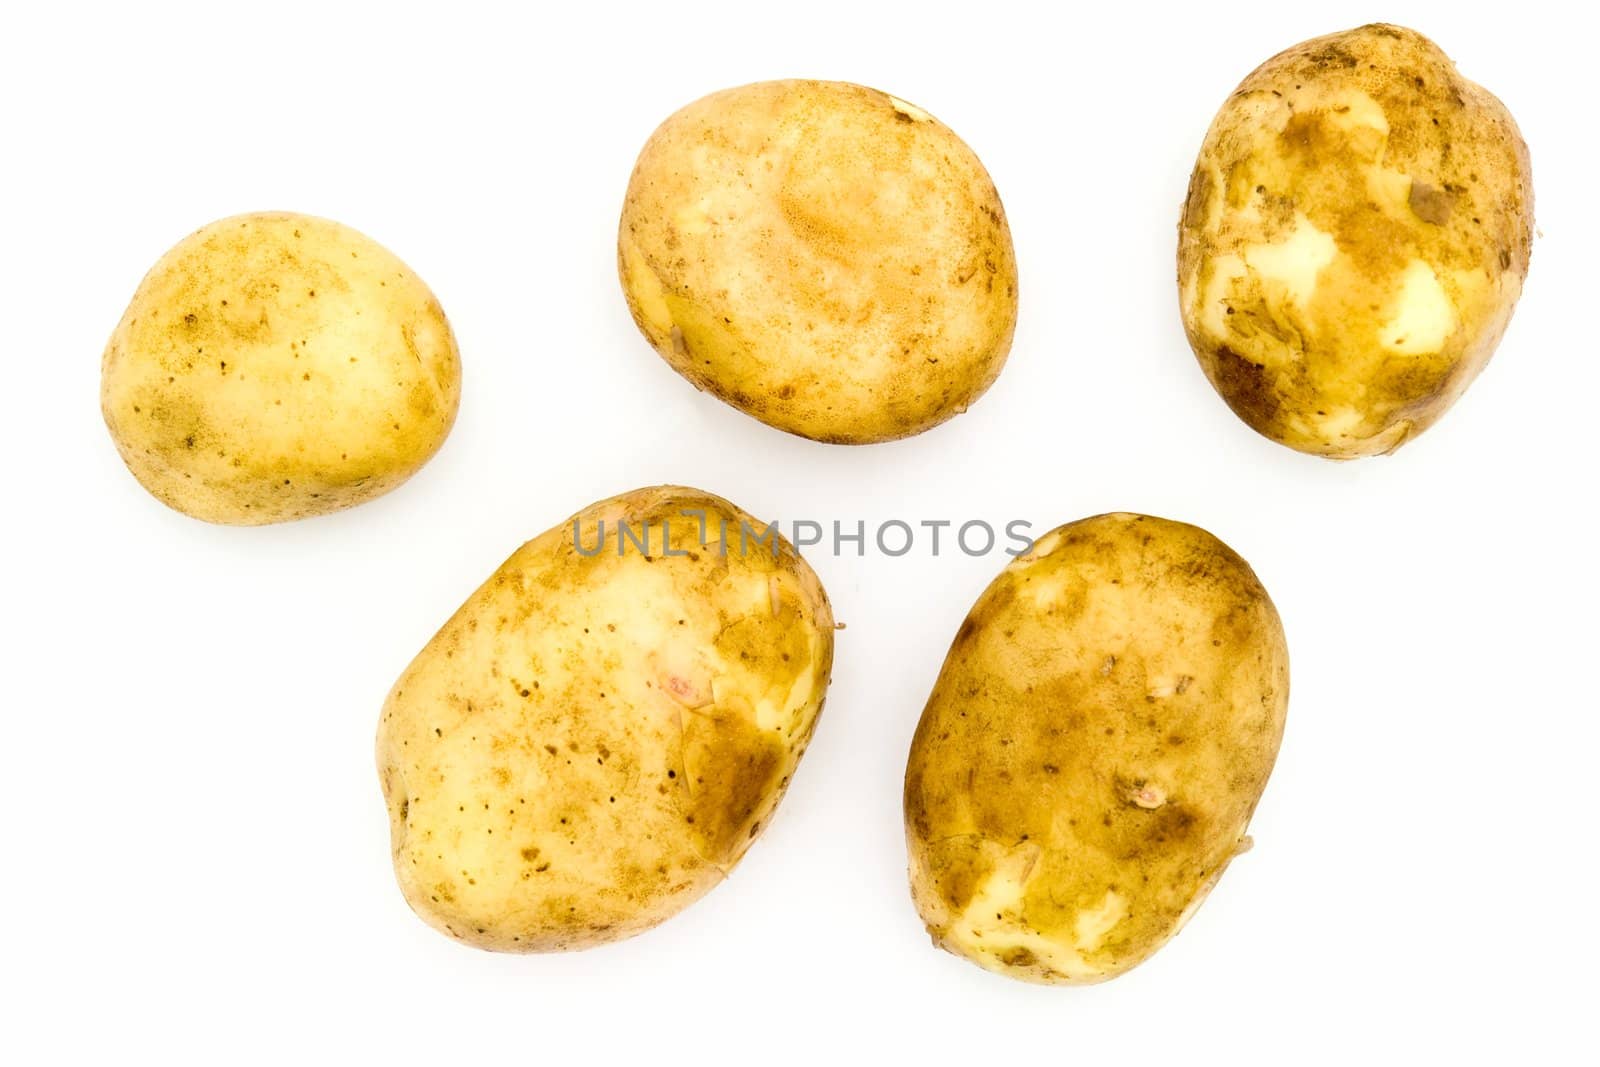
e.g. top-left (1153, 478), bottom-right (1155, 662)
top-left (904, 514), bottom-right (1289, 984)
top-left (102, 212), bottom-right (460, 523)
top-left (378, 486), bottom-right (834, 951)
top-left (618, 80), bottom-right (1018, 444)
top-left (1178, 24), bottom-right (1533, 458)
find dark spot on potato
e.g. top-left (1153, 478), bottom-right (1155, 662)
top-left (1181, 167), bottom-right (1214, 233)
top-left (1209, 346), bottom-right (1280, 433)
top-left (1408, 180), bottom-right (1455, 225)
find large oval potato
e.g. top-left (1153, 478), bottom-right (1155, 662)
top-left (619, 80), bottom-right (1018, 444)
top-left (378, 486), bottom-right (834, 951)
top-left (904, 513), bottom-right (1288, 984)
top-left (102, 212), bottom-right (460, 523)
top-left (1178, 24), bottom-right (1533, 458)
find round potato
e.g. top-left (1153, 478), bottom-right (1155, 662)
top-left (618, 80), bottom-right (1018, 444)
top-left (102, 212), bottom-right (460, 523)
top-left (377, 486), bottom-right (834, 951)
top-left (1178, 24), bottom-right (1533, 458)
top-left (904, 513), bottom-right (1289, 984)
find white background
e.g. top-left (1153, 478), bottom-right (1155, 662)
top-left (4, 1), bottom-right (1595, 1062)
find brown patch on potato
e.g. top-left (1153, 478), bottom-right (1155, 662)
top-left (680, 711), bottom-right (788, 865)
top-left (1209, 345), bottom-right (1281, 433)
top-left (1407, 180), bottom-right (1455, 225)
top-left (1181, 167), bottom-right (1214, 233)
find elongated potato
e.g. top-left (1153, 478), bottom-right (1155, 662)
top-left (102, 212), bottom-right (460, 523)
top-left (1178, 24), bottom-right (1533, 457)
top-left (904, 513), bottom-right (1288, 984)
top-left (377, 486), bottom-right (834, 951)
top-left (619, 79), bottom-right (1018, 444)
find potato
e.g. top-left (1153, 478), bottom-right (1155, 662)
top-left (1178, 24), bottom-right (1533, 458)
top-left (377, 486), bottom-right (834, 951)
top-left (618, 80), bottom-right (1018, 444)
top-left (903, 513), bottom-right (1288, 984)
top-left (101, 212), bottom-right (460, 523)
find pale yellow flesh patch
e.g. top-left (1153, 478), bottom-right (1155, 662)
top-left (1242, 215), bottom-right (1339, 310)
top-left (945, 852), bottom-right (1125, 984)
top-left (1380, 259), bottom-right (1457, 354)
top-left (885, 95), bottom-right (931, 121)
top-left (1198, 215), bottom-right (1339, 343)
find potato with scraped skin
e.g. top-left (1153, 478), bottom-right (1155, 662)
top-left (619, 79), bottom-right (1018, 444)
top-left (102, 212), bottom-right (460, 523)
top-left (1178, 24), bottom-right (1533, 458)
top-left (904, 513), bottom-right (1288, 984)
top-left (378, 486), bottom-right (834, 951)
